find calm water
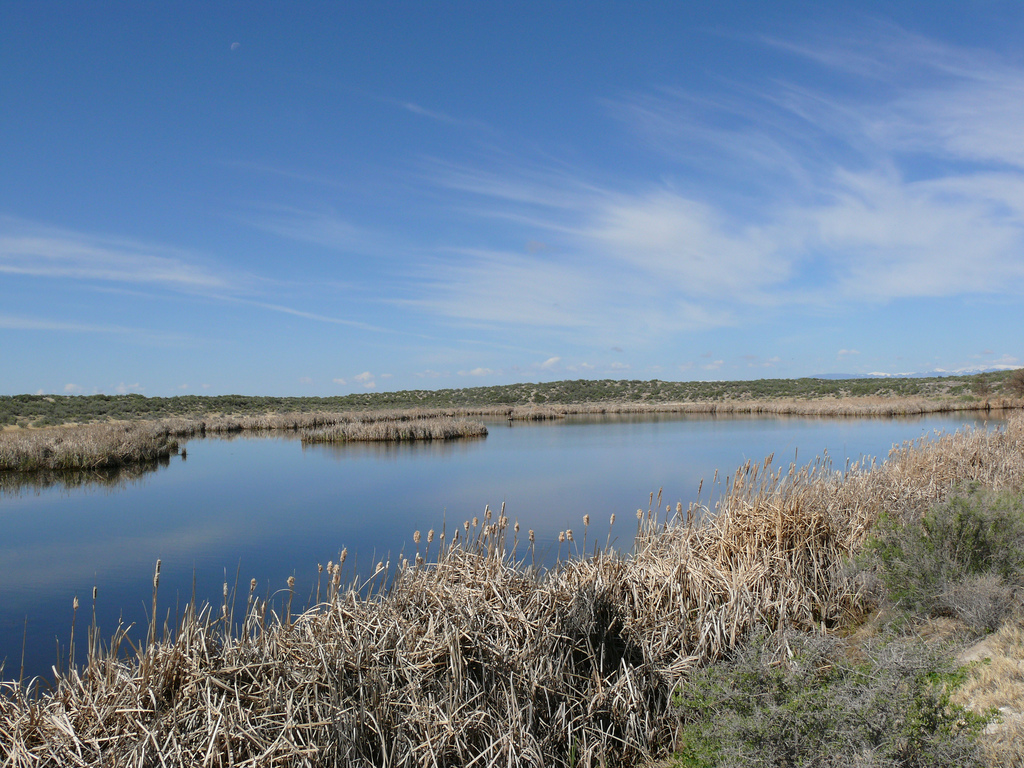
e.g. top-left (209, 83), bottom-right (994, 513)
top-left (0, 411), bottom-right (1005, 682)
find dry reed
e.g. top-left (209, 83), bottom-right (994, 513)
top-left (2, 416), bottom-right (1022, 766)
top-left (0, 423), bottom-right (178, 472)
top-left (300, 417), bottom-right (488, 444)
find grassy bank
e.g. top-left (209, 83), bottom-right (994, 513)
top-left (0, 422), bottom-right (179, 472)
top-left (2, 416), bottom-right (1022, 766)
top-left (3, 371), bottom-right (1021, 427)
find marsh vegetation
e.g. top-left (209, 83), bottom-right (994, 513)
top-left (2, 414), bottom-right (1022, 766)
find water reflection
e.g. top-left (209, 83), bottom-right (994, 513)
top-left (0, 457), bottom-right (170, 497)
top-left (302, 435), bottom-right (488, 461)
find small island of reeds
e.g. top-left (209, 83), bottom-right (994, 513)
top-left (300, 416), bottom-right (487, 443)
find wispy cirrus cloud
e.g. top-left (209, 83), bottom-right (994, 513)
top-left (408, 26), bottom-right (1024, 352)
top-left (0, 217), bottom-right (233, 292)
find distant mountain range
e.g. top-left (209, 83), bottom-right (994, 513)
top-left (814, 367), bottom-right (1019, 380)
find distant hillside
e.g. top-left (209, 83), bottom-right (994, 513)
top-left (1, 371), bottom-right (1017, 427)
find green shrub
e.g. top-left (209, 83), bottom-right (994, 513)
top-left (671, 631), bottom-right (990, 767)
top-left (862, 486), bottom-right (1024, 631)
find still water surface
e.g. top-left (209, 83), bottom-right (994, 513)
top-left (0, 410), bottom-right (1005, 681)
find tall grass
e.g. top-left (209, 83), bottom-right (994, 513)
top-left (300, 417), bottom-right (488, 443)
top-left (0, 423), bottom-right (179, 472)
top-left (2, 416), bottom-right (1022, 766)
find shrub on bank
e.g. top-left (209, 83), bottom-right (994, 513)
top-left (862, 485), bottom-right (1024, 631)
top-left (672, 630), bottom-right (991, 768)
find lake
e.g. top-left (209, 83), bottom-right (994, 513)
top-left (0, 409), bottom-right (1006, 683)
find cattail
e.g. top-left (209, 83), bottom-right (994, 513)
top-left (636, 509), bottom-right (643, 521)
top-left (375, 561), bottom-right (383, 573)
top-left (558, 531), bottom-right (566, 543)
top-left (514, 520), bottom-right (520, 533)
top-left (610, 514), bottom-right (616, 526)
top-left (318, 563), bottom-right (323, 574)
top-left (464, 520), bottom-right (471, 532)
top-left (484, 506), bottom-right (492, 521)
top-left (583, 514), bottom-right (590, 527)
top-left (413, 531), bottom-right (421, 545)
top-left (153, 559), bottom-right (162, 590)
top-left (339, 548), bottom-right (348, 567)
top-left (287, 575), bottom-right (295, 589)
top-left (473, 517), bottom-right (479, 528)
top-left (427, 529), bottom-right (434, 543)
top-left (529, 529), bottom-right (535, 542)
top-left (249, 578), bottom-right (257, 593)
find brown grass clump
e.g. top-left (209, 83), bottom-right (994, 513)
top-left (954, 616), bottom-right (1024, 766)
top-left (300, 417), bottom-right (488, 444)
top-left (1, 416), bottom-right (1022, 766)
top-left (0, 422), bottom-right (179, 472)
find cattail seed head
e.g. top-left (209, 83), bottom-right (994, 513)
top-left (375, 561), bottom-right (384, 573)
top-left (339, 548), bottom-right (348, 566)
top-left (484, 506), bottom-right (492, 521)
top-left (566, 529), bottom-right (574, 541)
top-left (529, 529), bottom-right (535, 542)
top-left (250, 578), bottom-right (257, 593)
top-left (413, 531), bottom-right (421, 545)
top-left (677, 502), bottom-right (683, 513)
top-left (558, 531), bottom-right (566, 543)
top-left (287, 575), bottom-right (295, 590)
top-left (427, 529), bottom-right (434, 543)
top-left (636, 509), bottom-right (643, 521)
top-left (73, 596), bottom-right (79, 611)
top-left (610, 514), bottom-right (616, 526)
top-left (472, 517), bottom-right (479, 528)
top-left (93, 586), bottom-right (98, 601)
top-left (153, 559), bottom-right (162, 589)
top-left (583, 514), bottom-right (590, 527)
top-left (318, 563), bottom-right (323, 573)
top-left (514, 520), bottom-right (520, 533)
top-left (499, 515), bottom-right (508, 528)
top-left (464, 520), bottom-right (471, 532)
top-left (223, 582), bottom-right (229, 598)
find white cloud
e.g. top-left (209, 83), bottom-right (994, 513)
top-left (354, 371), bottom-right (374, 383)
top-left (0, 217), bottom-right (232, 292)
top-left (837, 349), bottom-right (860, 357)
top-left (298, 377), bottom-right (313, 385)
top-left (332, 377), bottom-right (347, 385)
top-left (177, 384), bottom-right (189, 390)
top-left (380, 373), bottom-right (393, 379)
top-left (114, 382), bottom-right (142, 394)
top-left (412, 29), bottom-right (1024, 352)
top-left (414, 369), bottom-right (444, 378)
top-left (702, 360), bottom-right (724, 371)
top-left (609, 362), bottom-right (630, 371)
top-left (538, 356), bottom-right (561, 370)
top-left (458, 367), bottom-right (493, 376)
top-left (63, 383), bottom-right (81, 393)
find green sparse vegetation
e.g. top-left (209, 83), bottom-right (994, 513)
top-left (2, 371), bottom-right (1021, 427)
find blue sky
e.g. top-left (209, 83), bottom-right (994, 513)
top-left (2, 2), bottom-right (1023, 396)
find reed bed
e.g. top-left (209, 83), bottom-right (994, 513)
top-left (0, 423), bottom-right (179, 472)
top-left (3, 416), bottom-right (1023, 767)
top-left (300, 417), bottom-right (488, 444)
